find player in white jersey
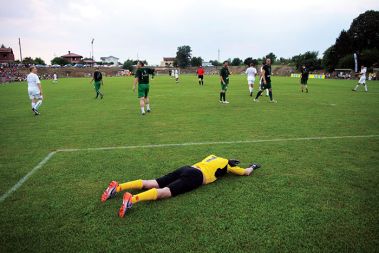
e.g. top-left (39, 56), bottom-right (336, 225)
top-left (26, 66), bottom-right (43, 115)
top-left (352, 65), bottom-right (368, 92)
top-left (245, 63), bottom-right (257, 96)
top-left (53, 73), bottom-right (58, 83)
top-left (174, 69), bottom-right (179, 83)
top-left (171, 68), bottom-right (175, 78)
top-left (259, 65), bottom-right (269, 96)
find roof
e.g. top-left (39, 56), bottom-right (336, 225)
top-left (82, 59), bottom-right (96, 63)
top-left (163, 57), bottom-right (175, 61)
top-left (100, 56), bottom-right (119, 60)
top-left (62, 52), bottom-right (83, 58)
top-left (0, 48), bottom-right (13, 53)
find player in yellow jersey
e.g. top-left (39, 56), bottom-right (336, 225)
top-left (101, 155), bottom-right (261, 217)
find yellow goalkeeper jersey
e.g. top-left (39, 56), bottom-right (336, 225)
top-left (192, 154), bottom-right (246, 184)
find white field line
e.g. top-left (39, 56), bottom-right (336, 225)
top-left (0, 151), bottom-right (57, 203)
top-left (1, 134), bottom-right (379, 204)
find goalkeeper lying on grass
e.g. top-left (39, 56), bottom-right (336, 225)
top-left (101, 154), bottom-right (261, 217)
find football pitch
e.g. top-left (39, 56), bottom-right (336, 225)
top-left (0, 74), bottom-right (378, 252)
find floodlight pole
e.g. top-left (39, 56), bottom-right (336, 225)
top-left (18, 38), bottom-right (23, 63)
top-left (91, 38), bottom-right (94, 66)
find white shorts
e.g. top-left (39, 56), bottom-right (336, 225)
top-left (358, 76), bottom-right (366, 84)
top-left (248, 79), bottom-right (255, 85)
top-left (28, 89), bottom-right (43, 100)
top-left (175, 74), bottom-right (179, 78)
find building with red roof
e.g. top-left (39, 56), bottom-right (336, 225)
top-left (61, 51), bottom-right (83, 64)
top-left (0, 44), bottom-right (15, 64)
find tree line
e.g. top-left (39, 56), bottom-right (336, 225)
top-left (20, 10), bottom-right (376, 72)
top-left (171, 45), bottom-right (322, 71)
top-left (150, 10), bottom-right (378, 72)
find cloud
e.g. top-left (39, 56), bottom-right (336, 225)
top-left (1, 0), bottom-right (378, 64)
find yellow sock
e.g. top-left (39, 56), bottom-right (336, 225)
top-left (132, 188), bottom-right (158, 204)
top-left (116, 179), bottom-right (143, 192)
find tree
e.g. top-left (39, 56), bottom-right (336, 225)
top-left (190, 56), bottom-right (203, 67)
top-left (51, 57), bottom-right (69, 66)
top-left (359, 48), bottom-right (379, 67)
top-left (243, 57), bottom-right (258, 66)
top-left (231, 58), bottom-right (243, 66)
top-left (122, 59), bottom-right (135, 71)
top-left (176, 45), bottom-right (192, 68)
top-left (22, 57), bottom-right (34, 65)
top-left (349, 10), bottom-right (379, 52)
top-left (277, 57), bottom-right (292, 65)
top-left (323, 10), bottom-right (379, 71)
top-left (265, 52), bottom-right (277, 64)
top-left (122, 59), bottom-right (148, 71)
top-left (209, 60), bottom-right (222, 66)
top-left (34, 57), bottom-right (46, 65)
top-left (292, 51), bottom-right (322, 71)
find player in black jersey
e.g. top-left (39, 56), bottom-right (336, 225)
top-left (254, 58), bottom-right (276, 103)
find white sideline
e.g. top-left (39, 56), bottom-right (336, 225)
top-left (1, 134), bottom-right (379, 203)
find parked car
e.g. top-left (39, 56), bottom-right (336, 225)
top-left (74, 64), bottom-right (84, 68)
top-left (64, 64), bottom-right (73, 68)
top-left (51, 64), bottom-right (61, 68)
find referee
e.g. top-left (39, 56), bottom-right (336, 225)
top-left (300, 65), bottom-right (309, 93)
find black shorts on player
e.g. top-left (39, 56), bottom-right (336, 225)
top-left (156, 166), bottom-right (203, 196)
top-left (198, 75), bottom-right (204, 80)
top-left (261, 82), bottom-right (272, 90)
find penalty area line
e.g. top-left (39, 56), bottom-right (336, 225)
top-left (55, 134), bottom-right (379, 152)
top-left (0, 151), bottom-right (57, 203)
top-left (1, 134), bottom-right (379, 204)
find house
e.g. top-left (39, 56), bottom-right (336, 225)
top-left (61, 51), bottom-right (83, 64)
top-left (82, 58), bottom-right (96, 66)
top-left (0, 44), bottom-right (15, 64)
top-left (160, 57), bottom-right (176, 67)
top-left (100, 56), bottom-right (119, 66)
top-left (202, 62), bottom-right (213, 67)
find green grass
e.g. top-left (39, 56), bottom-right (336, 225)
top-left (0, 75), bottom-right (378, 252)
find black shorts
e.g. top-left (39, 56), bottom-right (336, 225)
top-left (261, 81), bottom-right (272, 90)
top-left (301, 78), bottom-right (308, 84)
top-left (198, 75), bottom-right (204, 80)
top-left (156, 166), bottom-right (203, 196)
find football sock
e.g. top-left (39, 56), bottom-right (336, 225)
top-left (96, 92), bottom-right (99, 98)
top-left (117, 179), bottom-right (143, 192)
top-left (146, 104), bottom-right (151, 111)
top-left (31, 102), bottom-right (36, 109)
top-left (222, 93), bottom-right (226, 101)
top-left (249, 87), bottom-right (253, 93)
top-left (131, 188), bottom-right (158, 204)
top-left (269, 91), bottom-right (273, 101)
top-left (220, 92), bottom-right (223, 101)
top-left (141, 107), bottom-right (145, 114)
top-left (354, 85), bottom-right (359, 90)
top-left (255, 90), bottom-right (263, 99)
top-left (201, 81), bottom-right (204, 85)
top-left (364, 85), bottom-right (368, 92)
top-left (35, 100), bottom-right (42, 109)
top-left (199, 80), bottom-right (201, 85)
top-left (266, 89), bottom-right (269, 96)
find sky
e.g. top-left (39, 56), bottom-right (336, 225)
top-left (1, 0), bottom-right (378, 65)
